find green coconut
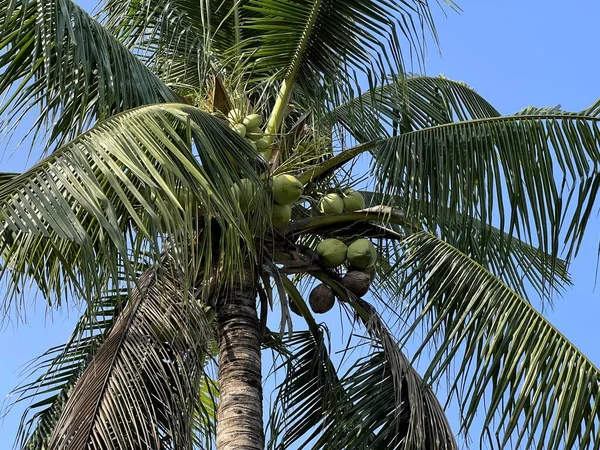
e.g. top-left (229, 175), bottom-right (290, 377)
top-left (309, 283), bottom-right (336, 314)
top-left (272, 174), bottom-right (304, 205)
top-left (255, 138), bottom-right (271, 151)
top-left (243, 113), bottom-right (263, 129)
top-left (246, 128), bottom-right (264, 141)
top-left (227, 108), bottom-right (244, 123)
top-left (342, 190), bottom-right (366, 212)
top-left (236, 178), bottom-right (258, 212)
top-left (341, 270), bottom-right (371, 297)
top-left (259, 149), bottom-right (273, 162)
top-left (246, 139), bottom-right (257, 151)
top-left (271, 203), bottom-right (292, 228)
top-left (316, 238), bottom-right (347, 268)
top-left (347, 238), bottom-right (377, 269)
top-left (231, 123), bottom-right (246, 138)
top-left (318, 193), bottom-right (344, 214)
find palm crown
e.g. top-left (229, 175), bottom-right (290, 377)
top-left (1, 0), bottom-right (600, 449)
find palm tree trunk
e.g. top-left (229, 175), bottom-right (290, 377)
top-left (216, 273), bottom-right (264, 449)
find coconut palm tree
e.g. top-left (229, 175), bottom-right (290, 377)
top-left (2, 0), bottom-right (600, 449)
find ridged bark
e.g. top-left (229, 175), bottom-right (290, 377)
top-left (216, 274), bottom-right (264, 449)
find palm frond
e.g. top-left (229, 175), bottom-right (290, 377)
top-left (101, 0), bottom-right (215, 95)
top-left (431, 210), bottom-right (571, 301)
top-left (358, 191), bottom-right (570, 301)
top-left (0, 103), bottom-right (269, 313)
top-left (192, 374), bottom-right (219, 450)
top-left (266, 327), bottom-right (350, 449)
top-left (10, 274), bottom-right (132, 449)
top-left (318, 273), bottom-right (457, 450)
top-left (267, 317), bottom-right (457, 449)
top-left (393, 232), bottom-right (600, 449)
top-left (331, 75), bottom-right (501, 142)
top-left (270, 274), bottom-right (456, 449)
top-left (0, 0), bottom-right (178, 150)
top-left (48, 257), bottom-right (214, 450)
top-left (0, 173), bottom-right (18, 188)
top-left (375, 108), bottom-right (600, 261)
top-left (242, 0), bottom-right (440, 95)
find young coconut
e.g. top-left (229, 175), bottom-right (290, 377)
top-left (243, 113), bottom-right (263, 129)
top-left (259, 149), bottom-right (273, 162)
top-left (309, 283), bottom-right (336, 314)
top-left (271, 203), bottom-right (292, 228)
top-left (347, 238), bottom-right (377, 269)
top-left (235, 178), bottom-right (258, 212)
top-left (246, 128), bottom-right (264, 141)
top-left (342, 190), bottom-right (366, 212)
top-left (246, 139), bottom-right (258, 151)
top-left (227, 108), bottom-right (244, 123)
top-left (231, 123), bottom-right (246, 138)
top-left (318, 193), bottom-right (344, 214)
top-left (255, 138), bottom-right (271, 151)
top-left (316, 238), bottom-right (347, 268)
top-left (341, 270), bottom-right (371, 297)
top-left (272, 174), bottom-right (304, 205)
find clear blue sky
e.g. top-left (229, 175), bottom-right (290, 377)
top-left (2, 0), bottom-right (600, 447)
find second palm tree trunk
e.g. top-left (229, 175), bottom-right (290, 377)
top-left (216, 274), bottom-right (264, 449)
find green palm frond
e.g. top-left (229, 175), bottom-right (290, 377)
top-left (101, 0), bottom-right (215, 94)
top-left (0, 0), bottom-right (178, 149)
top-left (0, 104), bottom-right (268, 311)
top-left (267, 327), bottom-right (349, 449)
top-left (431, 210), bottom-right (571, 300)
top-left (192, 374), bottom-right (219, 450)
top-left (358, 191), bottom-right (570, 300)
top-left (331, 75), bottom-right (501, 142)
top-left (322, 298), bottom-right (456, 450)
top-left (393, 232), bottom-right (600, 450)
top-left (375, 108), bottom-right (600, 260)
top-left (48, 257), bottom-right (214, 450)
top-left (320, 348), bottom-right (452, 449)
top-left (267, 314), bottom-right (457, 449)
top-left (0, 173), bottom-right (18, 188)
top-left (242, 0), bottom-right (439, 93)
top-left (272, 275), bottom-right (456, 449)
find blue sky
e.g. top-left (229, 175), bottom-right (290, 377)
top-left (2, 0), bottom-right (600, 447)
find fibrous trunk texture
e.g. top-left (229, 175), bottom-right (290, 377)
top-left (216, 273), bottom-right (264, 449)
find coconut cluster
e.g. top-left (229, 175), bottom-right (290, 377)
top-left (317, 189), bottom-right (366, 214)
top-left (232, 173), bottom-right (304, 229)
top-left (227, 108), bottom-right (305, 229)
top-left (316, 237), bottom-right (377, 270)
top-left (227, 109), bottom-right (273, 161)
top-left (270, 174), bottom-right (304, 228)
top-left (306, 237), bottom-right (378, 314)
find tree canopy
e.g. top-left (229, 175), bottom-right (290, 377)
top-left (1, 0), bottom-right (600, 449)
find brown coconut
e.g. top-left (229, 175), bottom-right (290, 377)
top-left (342, 270), bottom-right (372, 297)
top-left (349, 265), bottom-right (376, 280)
top-left (309, 283), bottom-right (336, 314)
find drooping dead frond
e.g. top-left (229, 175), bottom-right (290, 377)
top-left (48, 257), bottom-right (215, 450)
